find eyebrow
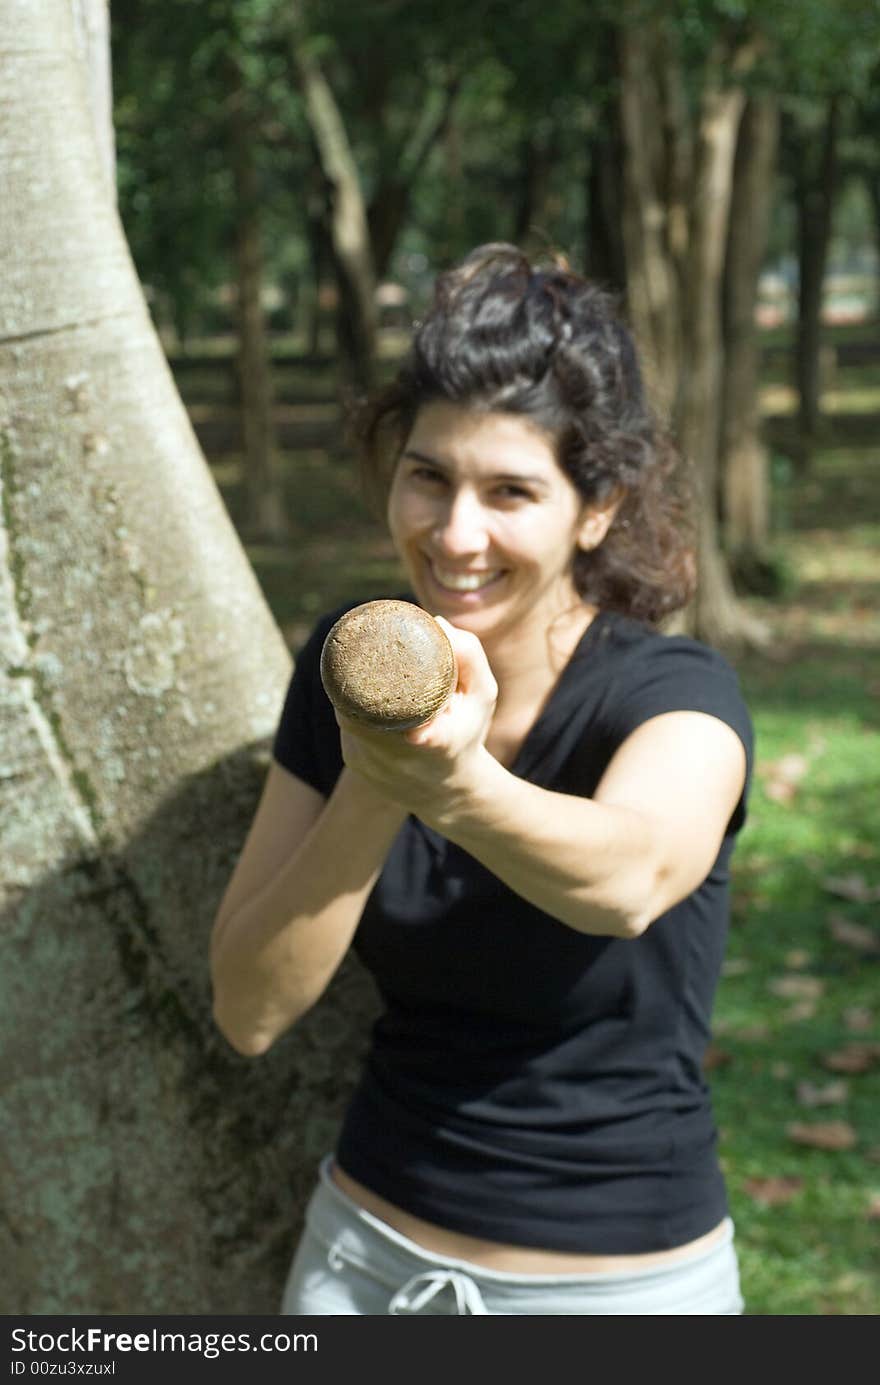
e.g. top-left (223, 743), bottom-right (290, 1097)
top-left (401, 448), bottom-right (550, 489)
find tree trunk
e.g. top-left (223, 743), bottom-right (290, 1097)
top-left (369, 75), bottom-right (461, 280)
top-left (303, 192), bottom-right (328, 356)
top-left (794, 96), bottom-right (840, 460)
top-left (585, 122), bottom-right (627, 294)
top-left (617, 23), bottom-right (768, 648)
top-left (228, 73), bottom-right (289, 541)
top-left (676, 50), bottom-right (769, 649)
top-left (69, 0), bottom-right (115, 199)
top-left (616, 21), bottom-right (683, 416)
top-left (291, 22), bottom-right (377, 393)
top-left (0, 0), bottom-right (377, 1312)
top-left (720, 94), bottom-right (779, 552)
top-left (513, 133), bottom-right (555, 250)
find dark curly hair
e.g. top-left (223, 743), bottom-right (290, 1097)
top-left (353, 243), bottom-right (696, 625)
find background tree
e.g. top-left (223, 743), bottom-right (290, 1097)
top-left (112, 0), bottom-right (295, 536)
top-left (613, 3), bottom-right (771, 646)
top-left (289, 0), bottom-right (379, 391)
top-left (771, 1), bottom-right (878, 464)
top-left (786, 95), bottom-right (842, 461)
top-left (720, 92), bottom-right (779, 556)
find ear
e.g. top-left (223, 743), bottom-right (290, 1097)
top-left (576, 489), bottom-right (624, 552)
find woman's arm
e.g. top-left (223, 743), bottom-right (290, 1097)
top-left (337, 623), bottom-right (747, 940)
top-left (210, 762), bottom-right (406, 1056)
top-left (424, 710), bottom-right (747, 937)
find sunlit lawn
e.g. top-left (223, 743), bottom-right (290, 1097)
top-left (720, 431), bottom-right (880, 1314)
top-left (199, 345), bottom-right (880, 1316)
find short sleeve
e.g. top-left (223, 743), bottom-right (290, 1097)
top-left (271, 609), bottom-right (345, 796)
top-left (604, 635), bottom-right (755, 835)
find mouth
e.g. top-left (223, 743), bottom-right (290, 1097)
top-left (427, 562), bottom-right (506, 594)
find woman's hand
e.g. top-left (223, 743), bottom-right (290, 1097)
top-left (335, 617), bottom-right (498, 818)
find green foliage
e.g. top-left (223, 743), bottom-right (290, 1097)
top-left (111, 0), bottom-right (879, 342)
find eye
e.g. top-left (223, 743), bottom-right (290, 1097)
top-left (494, 483), bottom-right (533, 501)
top-left (409, 465), bottom-right (447, 486)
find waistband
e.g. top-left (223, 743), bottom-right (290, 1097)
top-left (312, 1153), bottom-right (736, 1290)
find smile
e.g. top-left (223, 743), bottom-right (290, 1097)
top-left (430, 565), bottom-right (504, 592)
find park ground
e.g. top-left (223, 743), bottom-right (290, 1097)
top-left (183, 330), bottom-right (880, 1316)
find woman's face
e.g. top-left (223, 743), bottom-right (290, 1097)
top-left (387, 401), bottom-right (612, 653)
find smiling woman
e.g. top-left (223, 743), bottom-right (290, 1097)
top-left (209, 244), bottom-right (754, 1315)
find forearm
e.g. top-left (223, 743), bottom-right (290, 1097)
top-left (211, 771), bottom-right (406, 1056)
top-left (422, 748), bottom-right (665, 938)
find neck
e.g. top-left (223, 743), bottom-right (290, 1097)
top-left (484, 599), bottom-right (597, 712)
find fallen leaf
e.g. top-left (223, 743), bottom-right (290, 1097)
top-left (760, 753), bottom-right (810, 805)
top-left (796, 1079), bottom-right (848, 1107)
top-left (787, 1120), bottom-right (857, 1151)
top-left (828, 912), bottom-right (880, 955)
top-left (784, 1000), bottom-right (818, 1022)
top-left (771, 1061), bottom-right (791, 1079)
top-left (867, 1192), bottom-right (880, 1221)
top-left (765, 780), bottom-right (797, 805)
top-left (732, 1023), bottom-right (771, 1042)
top-left (775, 753), bottom-right (810, 781)
top-left (843, 1007), bottom-right (875, 1033)
top-left (721, 958), bottom-right (751, 977)
top-left (822, 874), bottom-right (880, 904)
top-left (768, 975), bottom-right (825, 1000)
top-left (702, 1044), bottom-right (733, 1072)
top-left (784, 949), bottom-right (812, 970)
top-left (822, 1043), bottom-right (880, 1074)
top-left (867, 1147), bottom-right (880, 1166)
top-left (743, 1175), bottom-right (804, 1207)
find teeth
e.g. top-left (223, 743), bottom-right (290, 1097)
top-left (433, 567), bottom-right (500, 592)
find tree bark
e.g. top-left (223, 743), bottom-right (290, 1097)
top-left (678, 50), bottom-right (768, 648)
top-left (794, 96), bottom-right (840, 459)
top-left (586, 120), bottom-right (627, 294)
top-left (720, 94), bottom-right (779, 552)
top-left (616, 20), bottom-right (683, 416)
top-left (513, 132), bottom-right (555, 249)
top-left (69, 0), bottom-right (115, 199)
top-left (0, 0), bottom-right (377, 1311)
top-left (291, 19), bottom-right (377, 392)
top-left (228, 71), bottom-right (289, 541)
top-left (617, 19), bottom-right (768, 649)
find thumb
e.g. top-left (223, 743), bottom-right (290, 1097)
top-left (433, 616), bottom-right (497, 701)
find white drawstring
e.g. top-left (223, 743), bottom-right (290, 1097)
top-left (388, 1267), bottom-right (490, 1315)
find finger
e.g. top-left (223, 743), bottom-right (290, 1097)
top-left (434, 617), bottom-right (497, 701)
top-left (335, 709), bottom-right (404, 744)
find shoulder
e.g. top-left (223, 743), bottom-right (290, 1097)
top-left (600, 610), bottom-right (747, 685)
top-left (596, 611), bottom-right (753, 760)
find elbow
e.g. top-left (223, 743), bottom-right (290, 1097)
top-left (211, 1001), bottom-right (276, 1058)
top-left (567, 899), bottom-right (648, 940)
top-left (575, 871), bottom-right (664, 940)
top-left (617, 859), bottom-right (676, 939)
top-left (615, 907), bottom-right (655, 940)
top-left (211, 986), bottom-right (309, 1058)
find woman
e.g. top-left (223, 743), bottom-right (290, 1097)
top-left (210, 244), bottom-right (753, 1315)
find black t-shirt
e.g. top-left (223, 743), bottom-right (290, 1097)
top-left (272, 598), bottom-right (754, 1254)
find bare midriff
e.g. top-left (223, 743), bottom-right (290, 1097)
top-left (330, 1162), bottom-right (727, 1273)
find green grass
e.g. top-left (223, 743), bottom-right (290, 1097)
top-left (716, 391), bottom-right (880, 1314)
top-left (203, 348), bottom-right (880, 1315)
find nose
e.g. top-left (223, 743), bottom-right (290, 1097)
top-left (432, 487), bottom-right (489, 557)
